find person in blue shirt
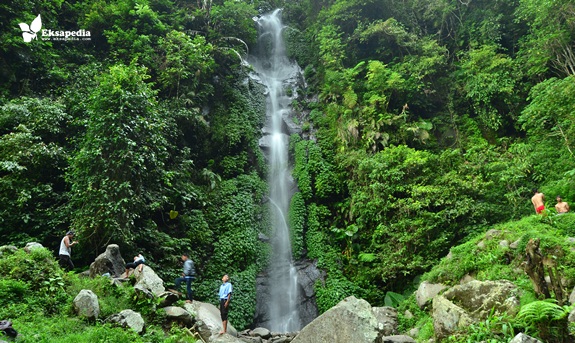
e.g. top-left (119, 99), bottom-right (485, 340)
top-left (174, 253), bottom-right (195, 303)
top-left (218, 274), bottom-right (232, 335)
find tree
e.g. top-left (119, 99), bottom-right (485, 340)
top-left (67, 63), bottom-right (169, 253)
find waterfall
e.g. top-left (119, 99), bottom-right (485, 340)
top-left (252, 9), bottom-right (301, 332)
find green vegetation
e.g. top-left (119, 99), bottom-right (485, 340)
top-left (2, 0), bottom-right (575, 341)
top-left (0, 247), bottom-right (196, 342)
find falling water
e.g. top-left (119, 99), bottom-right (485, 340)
top-left (252, 9), bottom-right (301, 332)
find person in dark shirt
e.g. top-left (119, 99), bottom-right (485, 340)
top-left (174, 253), bottom-right (195, 302)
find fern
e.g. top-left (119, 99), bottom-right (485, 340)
top-left (516, 299), bottom-right (569, 325)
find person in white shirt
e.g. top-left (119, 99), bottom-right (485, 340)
top-left (58, 231), bottom-right (78, 271)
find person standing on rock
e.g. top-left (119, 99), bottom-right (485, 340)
top-left (58, 230), bottom-right (78, 271)
top-left (174, 253), bottom-right (195, 303)
top-left (218, 274), bottom-right (232, 335)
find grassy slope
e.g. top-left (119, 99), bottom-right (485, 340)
top-left (398, 212), bottom-right (575, 342)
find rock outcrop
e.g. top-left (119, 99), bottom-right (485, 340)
top-left (432, 280), bottom-right (521, 339)
top-left (254, 258), bottom-right (324, 329)
top-left (291, 296), bottom-right (395, 343)
top-left (89, 244), bottom-right (125, 278)
top-left (73, 289), bottom-right (100, 320)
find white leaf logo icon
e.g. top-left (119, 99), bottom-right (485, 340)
top-left (19, 14), bottom-right (42, 43)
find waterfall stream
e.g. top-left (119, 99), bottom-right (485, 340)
top-left (252, 9), bottom-right (301, 332)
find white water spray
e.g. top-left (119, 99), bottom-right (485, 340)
top-left (252, 9), bottom-right (301, 332)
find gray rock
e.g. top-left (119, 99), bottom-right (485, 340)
top-left (432, 280), bottom-right (520, 339)
top-left (566, 237), bottom-right (575, 244)
top-left (210, 334), bottom-right (245, 343)
top-left (499, 240), bottom-right (509, 248)
top-left (0, 245), bottom-right (18, 256)
top-left (510, 240), bottom-right (520, 249)
top-left (568, 307), bottom-right (575, 322)
top-left (485, 229), bottom-right (502, 239)
top-left (73, 289), bottom-right (100, 320)
top-left (134, 284), bottom-right (155, 300)
top-left (416, 281), bottom-right (447, 309)
top-left (408, 327), bottom-right (419, 338)
top-left (106, 309), bottom-right (145, 334)
top-left (291, 296), bottom-right (385, 343)
top-left (89, 244), bottom-right (125, 278)
top-left (381, 335), bottom-right (416, 343)
top-left (240, 336), bottom-right (263, 343)
top-left (403, 310), bottom-right (413, 320)
top-left (164, 306), bottom-right (193, 327)
top-left (432, 295), bottom-right (473, 339)
top-left (459, 274), bottom-right (475, 284)
top-left (24, 242), bottom-right (44, 252)
top-left (251, 327), bottom-right (271, 339)
top-left (158, 291), bottom-right (180, 307)
top-left (477, 240), bottom-right (486, 249)
top-left (509, 333), bottom-right (543, 343)
top-left (372, 306), bottom-right (398, 335)
top-left (569, 286), bottom-right (575, 305)
top-left (134, 265), bottom-right (165, 296)
top-left (183, 301), bottom-right (238, 340)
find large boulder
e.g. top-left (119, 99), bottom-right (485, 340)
top-left (164, 306), bottom-right (194, 327)
top-left (89, 244), bottom-right (125, 278)
top-left (291, 296), bottom-right (391, 343)
top-left (183, 301), bottom-right (238, 341)
top-left (106, 309), bottom-right (145, 334)
top-left (415, 281), bottom-right (447, 309)
top-left (23, 242), bottom-right (44, 252)
top-left (73, 289), bottom-right (100, 320)
top-left (432, 280), bottom-right (520, 339)
top-left (134, 265), bottom-right (165, 296)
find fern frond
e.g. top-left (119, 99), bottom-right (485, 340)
top-left (517, 299), bottom-right (566, 325)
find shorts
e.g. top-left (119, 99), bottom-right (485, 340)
top-left (536, 205), bottom-right (545, 214)
top-left (220, 298), bottom-right (230, 321)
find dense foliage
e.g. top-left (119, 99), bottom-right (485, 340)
top-left (1, 0), bottom-right (575, 340)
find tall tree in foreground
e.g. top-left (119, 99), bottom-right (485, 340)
top-left (67, 63), bottom-right (169, 255)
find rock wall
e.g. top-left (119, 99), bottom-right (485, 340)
top-left (254, 258), bottom-right (324, 329)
